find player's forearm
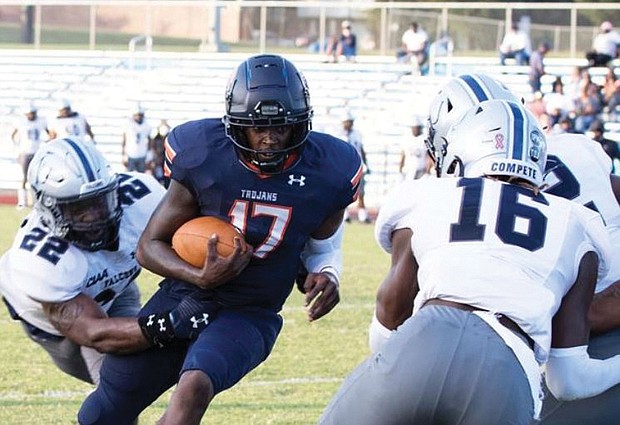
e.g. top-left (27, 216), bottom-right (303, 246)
top-left (589, 282), bottom-right (620, 333)
top-left (136, 238), bottom-right (205, 287)
top-left (73, 318), bottom-right (152, 354)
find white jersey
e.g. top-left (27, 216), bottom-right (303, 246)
top-left (0, 172), bottom-right (165, 336)
top-left (375, 177), bottom-right (610, 364)
top-left (50, 113), bottom-right (91, 142)
top-left (123, 119), bottom-right (152, 159)
top-left (13, 116), bottom-right (48, 155)
top-left (340, 128), bottom-right (364, 160)
top-left (545, 133), bottom-right (620, 293)
top-left (400, 134), bottom-right (427, 180)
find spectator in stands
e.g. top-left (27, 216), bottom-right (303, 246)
top-left (324, 21), bottom-right (357, 64)
top-left (11, 101), bottom-right (49, 209)
top-left (499, 22), bottom-right (531, 66)
top-left (528, 41), bottom-right (550, 93)
top-left (48, 99), bottom-right (94, 143)
top-left (121, 104), bottom-right (152, 173)
top-left (399, 115), bottom-right (428, 180)
top-left (398, 22), bottom-right (429, 75)
top-left (574, 81), bottom-right (603, 134)
top-left (602, 67), bottom-right (620, 120)
top-left (543, 77), bottom-right (575, 127)
top-left (590, 119), bottom-right (620, 172)
top-left (586, 21), bottom-right (620, 67)
top-left (526, 90), bottom-right (546, 118)
top-left (553, 116), bottom-right (577, 135)
top-left (340, 110), bottom-right (370, 223)
top-left (562, 65), bottom-right (585, 102)
top-left (146, 119), bottom-right (171, 187)
top-left (336, 20), bottom-right (357, 62)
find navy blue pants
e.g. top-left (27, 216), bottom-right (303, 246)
top-left (78, 280), bottom-right (282, 425)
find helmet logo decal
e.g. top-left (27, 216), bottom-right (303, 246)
top-left (529, 130), bottom-right (543, 162)
top-left (256, 102), bottom-right (281, 116)
top-left (288, 174), bottom-right (306, 186)
top-left (494, 134), bottom-right (505, 149)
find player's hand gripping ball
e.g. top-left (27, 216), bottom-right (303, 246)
top-left (172, 216), bottom-right (245, 267)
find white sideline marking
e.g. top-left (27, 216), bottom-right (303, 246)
top-left (0, 377), bottom-right (343, 400)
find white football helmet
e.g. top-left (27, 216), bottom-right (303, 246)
top-left (426, 73), bottom-right (519, 175)
top-left (442, 99), bottom-right (547, 187)
top-left (27, 137), bottom-right (122, 251)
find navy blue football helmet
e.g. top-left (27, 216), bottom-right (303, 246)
top-left (223, 54), bottom-right (313, 174)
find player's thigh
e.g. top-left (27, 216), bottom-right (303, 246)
top-left (182, 307), bottom-right (282, 395)
top-left (24, 326), bottom-right (94, 384)
top-left (320, 306), bottom-right (533, 425)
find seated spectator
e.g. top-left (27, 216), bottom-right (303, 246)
top-left (336, 20), bottom-right (357, 62)
top-left (602, 67), bottom-right (620, 118)
top-left (499, 22), bottom-right (531, 66)
top-left (324, 21), bottom-right (357, 63)
top-left (397, 22), bottom-right (429, 74)
top-left (586, 21), bottom-right (620, 67)
top-left (590, 119), bottom-right (620, 172)
top-left (552, 116), bottom-right (577, 135)
top-left (574, 82), bottom-right (603, 134)
top-left (543, 77), bottom-right (576, 127)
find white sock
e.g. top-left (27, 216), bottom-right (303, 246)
top-left (358, 208), bottom-right (368, 222)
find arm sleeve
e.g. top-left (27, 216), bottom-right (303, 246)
top-left (300, 223), bottom-right (344, 283)
top-left (368, 311), bottom-right (395, 354)
top-left (545, 345), bottom-right (620, 400)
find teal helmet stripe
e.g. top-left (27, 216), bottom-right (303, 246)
top-left (507, 101), bottom-right (525, 160)
top-left (63, 138), bottom-right (96, 181)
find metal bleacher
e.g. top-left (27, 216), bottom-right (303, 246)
top-left (1, 50), bottom-right (619, 207)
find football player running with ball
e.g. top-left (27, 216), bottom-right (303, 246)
top-left (319, 99), bottom-right (620, 425)
top-left (0, 137), bottom-right (213, 386)
top-left (78, 54), bottom-right (362, 425)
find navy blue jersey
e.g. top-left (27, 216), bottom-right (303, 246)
top-left (165, 118), bottom-right (362, 311)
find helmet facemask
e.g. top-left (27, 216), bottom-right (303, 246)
top-left (224, 55), bottom-right (313, 174)
top-left (28, 137), bottom-right (123, 252)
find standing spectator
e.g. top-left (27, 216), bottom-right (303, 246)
top-left (78, 54), bottom-right (362, 425)
top-left (586, 21), bottom-right (620, 67)
top-left (48, 99), bottom-right (94, 143)
top-left (121, 104), bottom-right (152, 173)
top-left (499, 22), bottom-right (531, 66)
top-left (340, 110), bottom-right (370, 223)
top-left (146, 119), bottom-right (171, 186)
top-left (528, 41), bottom-right (550, 93)
top-left (398, 22), bottom-right (429, 75)
top-left (11, 101), bottom-right (49, 209)
top-left (336, 20), bottom-right (357, 62)
top-left (590, 119), bottom-right (620, 172)
top-left (399, 115), bottom-right (428, 180)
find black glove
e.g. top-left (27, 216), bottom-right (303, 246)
top-left (138, 296), bottom-right (220, 348)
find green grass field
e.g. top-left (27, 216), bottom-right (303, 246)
top-left (0, 205), bottom-right (389, 424)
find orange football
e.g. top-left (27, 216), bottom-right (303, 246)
top-left (172, 216), bottom-right (245, 267)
